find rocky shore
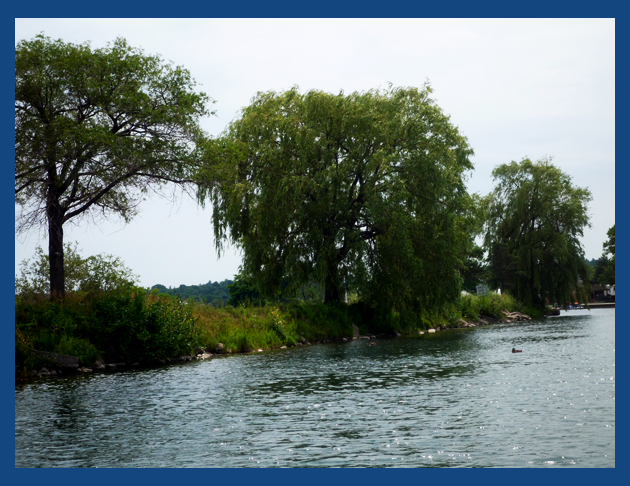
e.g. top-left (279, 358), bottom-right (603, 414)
top-left (26, 309), bottom-right (531, 381)
top-left (27, 347), bottom-right (216, 380)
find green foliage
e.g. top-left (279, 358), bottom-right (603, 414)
top-left (288, 302), bottom-right (355, 340)
top-left (483, 157), bottom-right (592, 309)
top-left (595, 225), bottom-right (615, 285)
top-left (16, 242), bottom-right (138, 297)
top-left (461, 244), bottom-right (487, 293)
top-left (226, 273), bottom-right (264, 306)
top-left (91, 288), bottom-right (201, 363)
top-left (15, 326), bottom-right (39, 379)
top-left (53, 335), bottom-right (100, 365)
top-left (459, 292), bottom-right (523, 321)
top-left (603, 225), bottom-right (615, 256)
top-left (19, 290), bottom-right (537, 376)
top-left (199, 84), bottom-right (476, 317)
top-left (152, 279), bottom-right (233, 305)
top-left (459, 294), bottom-right (481, 321)
top-left (15, 287), bottom-right (201, 371)
top-left (193, 300), bottom-right (366, 353)
top-left (15, 34), bottom-right (211, 298)
top-left (194, 304), bottom-right (292, 353)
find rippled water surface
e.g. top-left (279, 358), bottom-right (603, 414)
top-left (15, 308), bottom-right (614, 467)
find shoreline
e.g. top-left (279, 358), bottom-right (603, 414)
top-left (19, 311), bottom-right (532, 383)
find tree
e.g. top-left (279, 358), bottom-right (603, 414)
top-left (483, 157), bottom-right (592, 309)
top-left (15, 242), bottom-right (138, 297)
top-left (226, 273), bottom-right (264, 307)
top-left (15, 35), bottom-right (211, 299)
top-left (461, 244), bottom-right (487, 293)
top-left (199, 85), bottom-right (475, 318)
top-left (151, 279), bottom-right (233, 305)
top-left (596, 225), bottom-right (615, 285)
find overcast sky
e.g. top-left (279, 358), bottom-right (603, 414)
top-left (14, 18), bottom-right (615, 288)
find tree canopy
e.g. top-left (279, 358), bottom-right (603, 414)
top-left (199, 85), bottom-right (476, 319)
top-left (483, 157), bottom-right (592, 308)
top-left (594, 225), bottom-right (615, 285)
top-left (15, 35), bottom-right (211, 299)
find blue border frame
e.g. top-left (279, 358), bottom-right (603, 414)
top-left (7, 3), bottom-right (623, 482)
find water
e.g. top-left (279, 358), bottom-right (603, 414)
top-left (15, 308), bottom-right (614, 467)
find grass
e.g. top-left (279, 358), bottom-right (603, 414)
top-left (193, 301), bottom-right (355, 353)
top-left (460, 292), bottom-right (523, 320)
top-left (193, 292), bottom-right (535, 354)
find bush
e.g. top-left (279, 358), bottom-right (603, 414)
top-left (288, 301), bottom-right (358, 340)
top-left (91, 288), bottom-right (201, 363)
top-left (15, 242), bottom-right (138, 297)
top-left (15, 326), bottom-right (36, 379)
top-left (15, 286), bottom-right (201, 372)
top-left (54, 335), bottom-right (100, 365)
top-left (194, 304), bottom-right (295, 353)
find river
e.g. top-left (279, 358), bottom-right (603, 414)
top-left (15, 308), bottom-right (614, 467)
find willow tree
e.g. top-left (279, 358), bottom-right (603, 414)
top-left (199, 85), bottom-right (475, 317)
top-left (483, 157), bottom-right (592, 308)
top-left (15, 35), bottom-right (211, 299)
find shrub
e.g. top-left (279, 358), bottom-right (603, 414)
top-left (15, 242), bottom-right (138, 297)
top-left (459, 292), bottom-right (525, 321)
top-left (15, 286), bottom-right (201, 372)
top-left (91, 288), bottom-right (201, 363)
top-left (54, 335), bottom-right (100, 365)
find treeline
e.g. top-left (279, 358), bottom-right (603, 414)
top-left (584, 224), bottom-right (615, 287)
top-left (585, 258), bottom-right (613, 286)
top-left (15, 35), bottom-right (601, 314)
top-left (14, 35), bottom-right (612, 380)
top-left (151, 280), bottom-right (233, 306)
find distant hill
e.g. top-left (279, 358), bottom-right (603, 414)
top-left (151, 279), bottom-right (233, 306)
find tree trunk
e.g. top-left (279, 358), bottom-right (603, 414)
top-left (47, 203), bottom-right (65, 300)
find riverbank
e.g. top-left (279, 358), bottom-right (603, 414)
top-left (20, 300), bottom-right (532, 382)
top-left (587, 302), bottom-right (615, 308)
top-left (16, 289), bottom-right (535, 382)
top-left (190, 292), bottom-right (535, 355)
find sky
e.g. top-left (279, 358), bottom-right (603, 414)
top-left (14, 18), bottom-right (615, 289)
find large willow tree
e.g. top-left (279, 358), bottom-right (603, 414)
top-left (15, 35), bottom-right (211, 299)
top-left (483, 157), bottom-right (592, 309)
top-left (200, 85), bottom-right (475, 317)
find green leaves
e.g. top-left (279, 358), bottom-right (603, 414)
top-left (15, 242), bottom-right (138, 297)
top-left (595, 225), bottom-right (615, 285)
top-left (15, 35), bottom-right (212, 297)
top-left (200, 85), bottom-right (475, 316)
top-left (483, 157), bottom-right (592, 308)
